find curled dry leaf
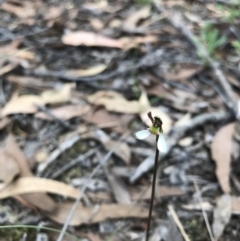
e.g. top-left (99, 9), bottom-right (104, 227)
top-left (87, 90), bottom-right (148, 114)
top-left (212, 194), bottom-right (232, 240)
top-left (0, 177), bottom-right (83, 200)
top-left (211, 123), bottom-right (234, 193)
top-left (62, 31), bottom-right (123, 48)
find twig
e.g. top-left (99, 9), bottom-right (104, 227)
top-left (56, 132), bottom-right (129, 241)
top-left (168, 205), bottom-right (191, 241)
top-left (50, 146), bottom-right (99, 179)
top-left (25, 50), bottom-right (164, 82)
top-left (146, 135), bottom-right (159, 241)
top-left (37, 133), bottom-right (81, 175)
top-left (194, 181), bottom-right (215, 241)
top-left (35, 104), bottom-right (75, 131)
top-left (154, 1), bottom-right (237, 117)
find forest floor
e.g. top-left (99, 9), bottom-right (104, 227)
top-left (0, 0), bottom-right (240, 240)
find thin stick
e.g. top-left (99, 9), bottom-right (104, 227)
top-left (145, 135), bottom-right (159, 241)
top-left (168, 205), bottom-right (191, 241)
top-left (194, 181), bottom-right (215, 241)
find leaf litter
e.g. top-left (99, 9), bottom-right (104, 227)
top-left (0, 0), bottom-right (240, 240)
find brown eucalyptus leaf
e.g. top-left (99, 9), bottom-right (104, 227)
top-left (65, 64), bottom-right (107, 77)
top-left (48, 202), bottom-right (152, 226)
top-left (104, 168), bottom-right (131, 204)
top-left (62, 31), bottom-right (123, 48)
top-left (87, 91), bottom-right (147, 114)
top-left (0, 177), bottom-right (81, 200)
top-left (211, 123), bottom-right (234, 193)
top-left (0, 150), bottom-right (20, 189)
top-left (35, 105), bottom-right (91, 120)
top-left (3, 135), bottom-right (56, 213)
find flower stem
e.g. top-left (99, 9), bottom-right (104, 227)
top-left (145, 135), bottom-right (159, 241)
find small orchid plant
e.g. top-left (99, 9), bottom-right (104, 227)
top-left (135, 111), bottom-right (168, 241)
top-left (135, 112), bottom-right (168, 153)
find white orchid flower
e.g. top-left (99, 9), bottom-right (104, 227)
top-left (135, 114), bottom-right (168, 153)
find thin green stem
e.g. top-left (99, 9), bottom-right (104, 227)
top-left (0, 225), bottom-right (81, 241)
top-left (145, 135), bottom-right (159, 241)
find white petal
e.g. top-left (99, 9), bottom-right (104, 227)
top-left (157, 134), bottom-right (168, 153)
top-left (135, 130), bottom-right (151, 140)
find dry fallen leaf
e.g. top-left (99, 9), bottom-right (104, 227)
top-left (48, 202), bottom-right (152, 226)
top-left (104, 168), bottom-right (131, 204)
top-left (231, 196), bottom-right (240, 214)
top-left (0, 62), bottom-right (19, 75)
top-left (0, 2), bottom-right (36, 18)
top-left (44, 6), bottom-right (63, 20)
top-left (103, 138), bottom-right (131, 165)
top-left (40, 84), bottom-right (73, 104)
top-left (2, 95), bottom-right (45, 116)
top-left (162, 67), bottom-right (201, 81)
top-left (80, 128), bottom-right (131, 164)
top-left (123, 6), bottom-right (151, 30)
top-left (35, 104), bottom-right (91, 120)
top-left (62, 31), bottom-right (123, 48)
top-left (6, 75), bottom-right (55, 90)
top-left (2, 84), bottom-right (73, 116)
top-left (130, 185), bottom-right (185, 200)
top-left (87, 91), bottom-right (147, 114)
top-left (119, 35), bottom-right (157, 49)
top-left (0, 150), bottom-right (20, 189)
top-left (211, 123), bottom-right (234, 193)
top-left (0, 117), bottom-right (11, 130)
top-left (0, 177), bottom-right (82, 200)
top-left (82, 108), bottom-right (131, 133)
top-left (3, 135), bottom-right (56, 213)
top-left (65, 64), bottom-right (107, 77)
top-left (212, 194), bottom-right (232, 240)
